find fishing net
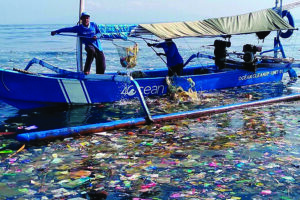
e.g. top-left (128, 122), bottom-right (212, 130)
top-left (166, 76), bottom-right (199, 102)
top-left (113, 40), bottom-right (139, 69)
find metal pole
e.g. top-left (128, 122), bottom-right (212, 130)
top-left (275, 0), bottom-right (284, 58)
top-left (280, 0), bottom-right (283, 14)
top-left (76, 0), bottom-right (84, 72)
top-left (130, 77), bottom-right (153, 123)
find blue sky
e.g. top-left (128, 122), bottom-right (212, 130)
top-left (1, 0), bottom-right (300, 24)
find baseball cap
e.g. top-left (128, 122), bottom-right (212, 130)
top-left (81, 12), bottom-right (90, 18)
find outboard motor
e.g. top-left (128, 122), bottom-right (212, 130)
top-left (214, 40), bottom-right (231, 69)
top-left (242, 44), bottom-right (262, 72)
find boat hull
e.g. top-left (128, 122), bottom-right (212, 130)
top-left (0, 64), bottom-right (290, 109)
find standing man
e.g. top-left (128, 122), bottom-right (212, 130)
top-left (148, 39), bottom-right (184, 76)
top-left (51, 12), bottom-right (106, 75)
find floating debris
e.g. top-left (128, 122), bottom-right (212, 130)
top-left (0, 101), bottom-right (299, 199)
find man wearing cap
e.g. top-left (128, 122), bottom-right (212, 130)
top-left (51, 12), bottom-right (106, 75)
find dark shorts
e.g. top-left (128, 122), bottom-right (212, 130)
top-left (168, 63), bottom-right (184, 76)
top-left (84, 45), bottom-right (106, 74)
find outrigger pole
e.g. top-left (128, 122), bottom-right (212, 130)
top-left (130, 78), bottom-right (153, 123)
top-left (16, 93), bottom-right (300, 142)
top-left (76, 0), bottom-right (84, 72)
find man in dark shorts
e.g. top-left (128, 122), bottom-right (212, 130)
top-left (51, 12), bottom-right (106, 75)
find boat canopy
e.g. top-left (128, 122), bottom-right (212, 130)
top-left (129, 9), bottom-right (295, 39)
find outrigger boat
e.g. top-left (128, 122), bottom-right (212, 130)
top-left (0, 1), bottom-right (299, 120)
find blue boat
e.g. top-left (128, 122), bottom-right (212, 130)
top-left (0, 0), bottom-right (299, 113)
top-left (0, 60), bottom-right (296, 108)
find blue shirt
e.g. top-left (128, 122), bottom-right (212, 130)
top-left (55, 22), bottom-right (103, 51)
top-left (155, 42), bottom-right (183, 67)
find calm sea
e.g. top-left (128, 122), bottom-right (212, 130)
top-left (0, 22), bottom-right (299, 199)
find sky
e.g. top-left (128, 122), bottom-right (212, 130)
top-left (1, 0), bottom-right (300, 25)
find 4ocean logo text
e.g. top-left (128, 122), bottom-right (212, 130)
top-left (121, 84), bottom-right (165, 96)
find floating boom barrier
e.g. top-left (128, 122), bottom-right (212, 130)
top-left (16, 93), bottom-right (300, 142)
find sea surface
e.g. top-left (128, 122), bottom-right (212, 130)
top-left (0, 22), bottom-right (299, 199)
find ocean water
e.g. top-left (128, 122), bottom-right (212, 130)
top-left (0, 23), bottom-right (300, 131)
top-left (0, 23), bottom-right (300, 199)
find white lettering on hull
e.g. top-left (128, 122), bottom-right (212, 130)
top-left (121, 85), bottom-right (165, 97)
top-left (238, 70), bottom-right (284, 81)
